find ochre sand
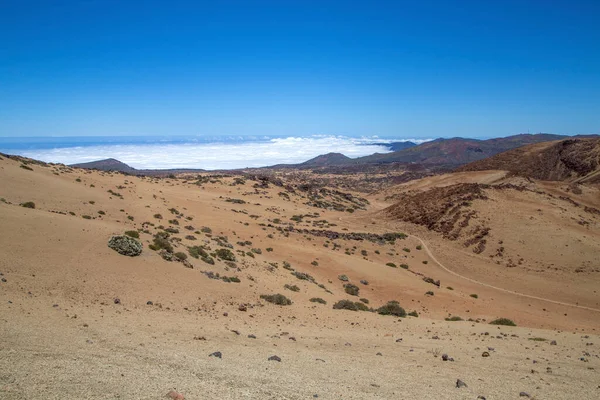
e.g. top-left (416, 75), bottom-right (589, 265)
top-left (1, 156), bottom-right (599, 399)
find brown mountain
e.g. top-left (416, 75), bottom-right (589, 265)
top-left (300, 152), bottom-right (352, 166)
top-left (70, 158), bottom-right (137, 173)
top-left (457, 138), bottom-right (600, 183)
top-left (354, 133), bottom-right (595, 166)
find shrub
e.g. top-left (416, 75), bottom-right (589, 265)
top-left (400, 264), bottom-right (409, 269)
top-left (201, 226), bottom-right (212, 233)
top-left (333, 300), bottom-right (359, 311)
top-left (174, 252), bottom-right (188, 261)
top-left (98, 210), bottom-right (105, 215)
top-left (20, 164), bottom-right (33, 171)
top-left (338, 274), bottom-right (349, 282)
top-left (20, 201), bottom-right (35, 209)
top-left (344, 283), bottom-right (359, 296)
top-left (403, 248), bottom-right (411, 253)
top-left (311, 260), bottom-right (319, 266)
top-left (408, 310), bottom-right (419, 317)
top-left (416, 245), bottom-right (422, 250)
top-left (422, 260), bottom-right (428, 264)
top-left (107, 235), bottom-right (142, 257)
top-left (359, 298), bottom-right (369, 304)
top-left (215, 248), bottom-right (236, 261)
top-left (447, 286), bottom-right (454, 290)
top-left (445, 316), bottom-right (463, 321)
top-left (151, 232), bottom-right (173, 253)
top-left (188, 246), bottom-right (214, 264)
top-left (470, 294), bottom-right (478, 299)
top-left (309, 297), bottom-right (327, 304)
top-left (292, 271), bottom-right (313, 281)
top-left (425, 291), bottom-right (434, 296)
top-left (127, 215), bottom-right (134, 221)
top-left (284, 284), bottom-right (300, 292)
top-left (386, 262), bottom-right (397, 268)
top-left (377, 301), bottom-right (406, 317)
top-left (260, 293), bottom-right (292, 306)
top-left (489, 318), bottom-right (516, 326)
top-left (228, 276), bottom-right (241, 283)
top-left (154, 213), bottom-right (163, 219)
top-left (124, 230), bottom-right (140, 239)
top-left (266, 247), bottom-right (273, 252)
top-left (82, 215), bottom-right (92, 219)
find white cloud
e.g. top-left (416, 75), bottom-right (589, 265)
top-left (15, 136), bottom-right (432, 170)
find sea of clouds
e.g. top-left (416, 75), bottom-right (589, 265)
top-left (6, 135), bottom-right (430, 170)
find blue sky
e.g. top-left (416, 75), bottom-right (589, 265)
top-left (1, 0), bottom-right (598, 138)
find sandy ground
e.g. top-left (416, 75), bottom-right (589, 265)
top-left (1, 155), bottom-right (599, 399)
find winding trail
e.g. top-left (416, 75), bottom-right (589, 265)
top-left (410, 233), bottom-right (600, 313)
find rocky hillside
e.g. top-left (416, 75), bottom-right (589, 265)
top-left (457, 138), bottom-right (600, 183)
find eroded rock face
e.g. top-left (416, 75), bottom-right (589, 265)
top-left (108, 235), bottom-right (142, 256)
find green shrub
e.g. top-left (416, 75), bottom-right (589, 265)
top-left (403, 247), bottom-right (411, 253)
top-left (98, 210), bottom-right (105, 215)
top-left (215, 248), bottom-right (236, 261)
top-left (377, 301), bottom-right (406, 317)
top-left (416, 245), bottom-right (422, 250)
top-left (425, 291), bottom-right (434, 296)
top-left (344, 283), bottom-right (359, 296)
top-left (124, 230), bottom-right (140, 238)
top-left (338, 274), bottom-right (349, 282)
top-left (260, 293), bottom-right (292, 306)
top-left (489, 318), bottom-right (516, 326)
top-left (332, 300), bottom-right (360, 311)
top-left (470, 294), bottom-right (478, 299)
top-left (153, 213), bottom-right (163, 219)
top-left (408, 310), bottom-right (419, 317)
top-left (82, 215), bottom-right (92, 219)
top-left (386, 262), bottom-right (397, 268)
top-left (174, 252), bottom-right (188, 261)
top-left (20, 201), bottom-right (35, 209)
top-left (20, 164), bottom-right (33, 171)
top-left (445, 316), bottom-right (463, 321)
top-left (310, 297), bottom-right (327, 304)
top-left (284, 284), bottom-right (300, 292)
top-left (359, 298), bottom-right (369, 304)
top-left (400, 264), bottom-right (409, 269)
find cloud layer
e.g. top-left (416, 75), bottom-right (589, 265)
top-left (14, 136), bottom-right (429, 170)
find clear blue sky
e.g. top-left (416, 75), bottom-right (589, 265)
top-left (1, 0), bottom-right (598, 138)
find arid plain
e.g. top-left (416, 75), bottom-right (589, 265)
top-left (1, 145), bottom-right (599, 399)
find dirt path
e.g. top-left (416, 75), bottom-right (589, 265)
top-left (411, 233), bottom-right (600, 313)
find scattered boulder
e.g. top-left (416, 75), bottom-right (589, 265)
top-left (108, 235), bottom-right (142, 256)
top-left (456, 379), bottom-right (467, 388)
top-left (550, 340), bottom-right (557, 345)
top-left (519, 392), bottom-right (531, 398)
top-left (209, 351), bottom-right (222, 359)
top-left (268, 355), bottom-right (282, 362)
top-left (166, 390), bottom-right (185, 400)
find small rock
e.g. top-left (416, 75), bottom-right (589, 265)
top-left (248, 334), bottom-right (257, 339)
top-left (482, 351), bottom-right (490, 357)
top-left (231, 330), bottom-right (240, 335)
top-left (477, 396), bottom-right (487, 400)
top-left (113, 298), bottom-right (121, 305)
top-left (268, 355), bottom-right (281, 362)
top-left (223, 312), bottom-right (228, 317)
top-left (209, 351), bottom-right (222, 358)
top-left (238, 304), bottom-right (247, 312)
top-left (166, 390), bottom-right (185, 400)
top-left (519, 392), bottom-right (530, 398)
top-left (395, 338), bottom-right (403, 342)
top-left (193, 336), bottom-right (206, 341)
top-left (146, 300), bottom-right (153, 305)
top-left (456, 379), bottom-right (467, 388)
top-left (376, 352), bottom-right (382, 356)
top-left (550, 340), bottom-right (557, 345)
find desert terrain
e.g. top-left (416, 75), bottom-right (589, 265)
top-left (1, 145), bottom-right (599, 399)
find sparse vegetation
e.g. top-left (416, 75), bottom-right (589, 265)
top-left (344, 283), bottom-right (359, 296)
top-left (445, 316), bottom-right (463, 321)
top-left (377, 301), bottom-right (406, 317)
top-left (124, 230), bottom-right (140, 238)
top-left (489, 318), bottom-right (517, 326)
top-left (215, 248), bottom-right (236, 261)
top-left (20, 201), bottom-right (35, 209)
top-left (309, 297), bottom-right (327, 304)
top-left (470, 294), bottom-right (479, 299)
top-left (284, 284), bottom-right (300, 292)
top-left (386, 262), bottom-right (397, 268)
top-left (260, 293), bottom-right (292, 306)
